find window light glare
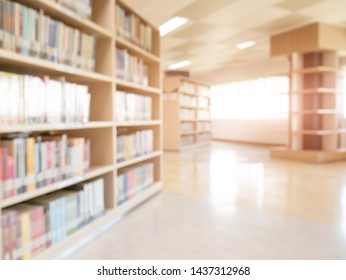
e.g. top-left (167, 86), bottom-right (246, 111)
top-left (159, 17), bottom-right (189, 36)
top-left (168, 60), bottom-right (191, 70)
top-left (236, 40), bottom-right (256, 50)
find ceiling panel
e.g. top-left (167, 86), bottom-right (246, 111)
top-left (192, 26), bottom-right (241, 43)
top-left (161, 37), bottom-right (187, 50)
top-left (255, 14), bottom-right (312, 33)
top-left (297, 0), bottom-right (346, 18)
top-left (276, 0), bottom-right (327, 11)
top-left (176, 0), bottom-right (237, 21)
top-left (123, 0), bottom-right (346, 78)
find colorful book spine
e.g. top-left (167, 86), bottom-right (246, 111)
top-left (0, 135), bottom-right (90, 200)
top-left (115, 91), bottom-right (152, 122)
top-left (117, 163), bottom-right (154, 205)
top-left (0, 0), bottom-right (96, 71)
top-left (115, 3), bottom-right (152, 52)
top-left (117, 129), bottom-right (154, 163)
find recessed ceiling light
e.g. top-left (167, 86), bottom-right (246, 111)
top-left (168, 60), bottom-right (191, 70)
top-left (159, 17), bottom-right (189, 36)
top-left (236, 40), bottom-right (256, 50)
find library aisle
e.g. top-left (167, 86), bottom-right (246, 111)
top-left (68, 142), bottom-right (346, 259)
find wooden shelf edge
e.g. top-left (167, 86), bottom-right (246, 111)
top-left (0, 49), bottom-right (113, 83)
top-left (0, 165), bottom-right (115, 209)
top-left (297, 66), bottom-right (337, 74)
top-left (116, 151), bottom-right (162, 169)
top-left (17, 0), bottom-right (112, 38)
top-left (116, 37), bottom-right (160, 63)
top-left (0, 122), bottom-right (114, 133)
top-left (292, 130), bottom-right (338, 135)
top-left (293, 88), bottom-right (336, 94)
top-left (116, 120), bottom-right (161, 127)
top-left (116, 79), bottom-right (161, 94)
top-left (292, 110), bottom-right (337, 115)
top-left (32, 182), bottom-right (162, 260)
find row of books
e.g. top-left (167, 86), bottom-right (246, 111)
top-left (53, 0), bottom-right (92, 20)
top-left (115, 91), bottom-right (152, 122)
top-left (198, 110), bottom-right (211, 121)
top-left (197, 85), bottom-right (210, 96)
top-left (115, 4), bottom-right (153, 52)
top-left (181, 95), bottom-right (197, 108)
top-left (181, 135), bottom-right (194, 146)
top-left (197, 133), bottom-right (211, 143)
top-left (197, 122), bottom-right (211, 132)
top-left (0, 0), bottom-right (96, 71)
top-left (180, 109), bottom-right (195, 121)
top-left (117, 129), bottom-right (154, 163)
top-left (117, 163), bottom-right (154, 205)
top-left (116, 48), bottom-right (149, 86)
top-left (198, 96), bottom-right (209, 108)
top-left (1, 177), bottom-right (104, 260)
top-left (180, 82), bottom-right (195, 94)
top-left (0, 134), bottom-right (90, 200)
top-left (0, 72), bottom-right (91, 125)
top-left (181, 122), bottom-right (194, 132)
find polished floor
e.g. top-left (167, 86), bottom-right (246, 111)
top-left (69, 142), bottom-right (346, 259)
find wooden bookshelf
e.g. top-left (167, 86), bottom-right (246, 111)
top-left (163, 76), bottom-right (212, 151)
top-left (270, 23), bottom-right (346, 162)
top-left (0, 0), bottom-right (162, 260)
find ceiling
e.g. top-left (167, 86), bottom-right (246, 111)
top-left (122, 0), bottom-right (346, 82)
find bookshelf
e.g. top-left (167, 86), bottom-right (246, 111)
top-left (0, 0), bottom-right (162, 259)
top-left (270, 23), bottom-right (346, 162)
top-left (163, 76), bottom-right (212, 151)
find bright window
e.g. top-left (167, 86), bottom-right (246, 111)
top-left (211, 76), bottom-right (289, 120)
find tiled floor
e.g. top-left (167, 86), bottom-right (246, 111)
top-left (69, 142), bottom-right (346, 259)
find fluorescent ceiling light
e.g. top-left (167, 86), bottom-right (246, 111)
top-left (159, 17), bottom-right (188, 36)
top-left (168, 60), bottom-right (191, 70)
top-left (236, 40), bottom-right (256, 50)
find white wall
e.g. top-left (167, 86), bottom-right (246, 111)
top-left (212, 119), bottom-right (288, 145)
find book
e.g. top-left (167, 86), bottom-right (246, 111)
top-left (0, 0), bottom-right (96, 71)
top-left (116, 48), bottom-right (149, 86)
top-left (115, 3), bottom-right (152, 52)
top-left (115, 91), bottom-right (152, 122)
top-left (117, 129), bottom-right (154, 162)
top-left (117, 162), bottom-right (154, 205)
top-left (0, 134), bottom-right (90, 200)
top-left (0, 71), bottom-right (91, 125)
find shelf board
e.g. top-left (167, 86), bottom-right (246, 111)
top-left (181, 92), bottom-right (197, 97)
top-left (180, 105), bottom-right (197, 110)
top-left (0, 165), bottom-right (115, 209)
top-left (180, 119), bottom-right (196, 122)
top-left (116, 151), bottom-right (162, 169)
top-left (196, 130), bottom-right (211, 134)
top-left (293, 130), bottom-right (338, 135)
top-left (0, 122), bottom-right (114, 133)
top-left (16, 0), bottom-right (112, 38)
top-left (298, 66), bottom-right (337, 74)
top-left (294, 88), bottom-right (336, 94)
top-left (292, 109), bottom-right (337, 115)
top-left (0, 49), bottom-right (113, 83)
top-left (116, 37), bottom-right (160, 63)
top-left (116, 120), bottom-right (161, 127)
top-left (197, 119), bottom-right (212, 122)
top-left (33, 182), bottom-right (162, 260)
top-left (116, 79), bottom-right (161, 94)
top-left (181, 130), bottom-right (197, 135)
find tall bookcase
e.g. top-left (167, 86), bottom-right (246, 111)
top-left (163, 76), bottom-right (211, 151)
top-left (270, 23), bottom-right (346, 162)
top-left (0, 0), bottom-right (162, 259)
